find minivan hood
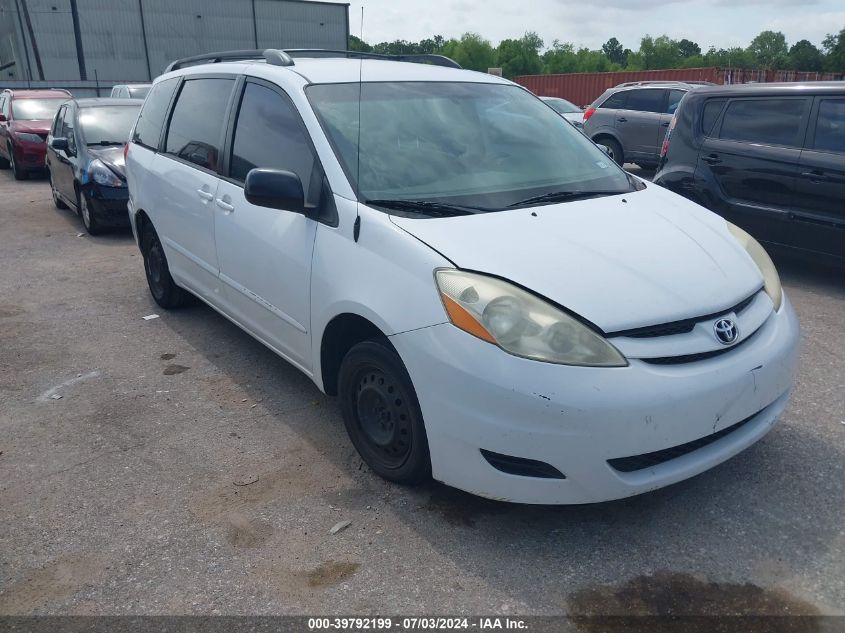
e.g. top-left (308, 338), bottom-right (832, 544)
top-left (389, 185), bottom-right (763, 333)
top-left (88, 146), bottom-right (126, 177)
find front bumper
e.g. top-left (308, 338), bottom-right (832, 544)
top-left (13, 140), bottom-right (47, 170)
top-left (390, 296), bottom-right (800, 504)
top-left (82, 183), bottom-right (131, 227)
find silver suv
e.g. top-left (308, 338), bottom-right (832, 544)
top-left (583, 81), bottom-right (702, 167)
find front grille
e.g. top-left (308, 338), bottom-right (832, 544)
top-left (610, 291), bottom-right (759, 339)
top-left (480, 449), bottom-right (566, 479)
top-left (640, 326), bottom-right (758, 365)
top-left (607, 411), bottom-right (759, 473)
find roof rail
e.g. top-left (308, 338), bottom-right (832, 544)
top-left (614, 80), bottom-right (716, 88)
top-left (164, 48), bottom-right (461, 73)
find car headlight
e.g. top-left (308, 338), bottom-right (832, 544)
top-left (727, 222), bottom-right (782, 311)
top-left (435, 269), bottom-right (627, 367)
top-left (88, 159), bottom-right (125, 187)
top-left (16, 132), bottom-right (42, 143)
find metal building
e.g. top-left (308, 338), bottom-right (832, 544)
top-left (0, 0), bottom-right (349, 94)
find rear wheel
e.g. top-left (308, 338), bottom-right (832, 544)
top-left (339, 340), bottom-right (431, 484)
top-left (50, 172), bottom-right (68, 209)
top-left (9, 145), bottom-right (28, 180)
top-left (596, 137), bottom-right (624, 166)
top-left (140, 226), bottom-right (192, 309)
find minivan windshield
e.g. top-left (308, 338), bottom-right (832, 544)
top-left (11, 98), bottom-right (66, 121)
top-left (79, 104), bottom-right (141, 145)
top-left (307, 82), bottom-right (632, 212)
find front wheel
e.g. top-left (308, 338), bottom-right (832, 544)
top-left (140, 227), bottom-right (192, 309)
top-left (79, 193), bottom-right (101, 235)
top-left (9, 146), bottom-right (28, 180)
top-left (338, 340), bottom-right (431, 484)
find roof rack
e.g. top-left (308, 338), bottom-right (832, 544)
top-left (614, 80), bottom-right (716, 88)
top-left (164, 49), bottom-right (461, 73)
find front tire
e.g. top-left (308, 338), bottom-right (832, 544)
top-left (338, 340), bottom-right (431, 484)
top-left (79, 193), bottom-right (101, 235)
top-left (140, 226), bottom-right (192, 309)
top-left (9, 145), bottom-right (28, 180)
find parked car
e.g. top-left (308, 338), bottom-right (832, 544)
top-left (109, 84), bottom-right (152, 99)
top-left (126, 50), bottom-right (798, 505)
top-left (540, 96), bottom-right (584, 128)
top-left (0, 88), bottom-right (71, 180)
top-left (46, 98), bottom-right (140, 234)
top-left (654, 82), bottom-right (845, 266)
top-left (582, 81), bottom-right (697, 167)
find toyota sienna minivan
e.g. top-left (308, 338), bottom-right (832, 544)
top-left (125, 50), bottom-right (799, 504)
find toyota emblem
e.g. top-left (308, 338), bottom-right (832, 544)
top-left (714, 318), bottom-right (739, 345)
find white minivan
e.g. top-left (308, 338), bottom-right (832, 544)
top-left (125, 50), bottom-right (799, 505)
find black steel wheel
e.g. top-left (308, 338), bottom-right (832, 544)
top-left (339, 340), bottom-right (431, 484)
top-left (140, 226), bottom-right (192, 309)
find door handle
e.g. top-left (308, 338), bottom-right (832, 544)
top-left (661, 121), bottom-right (670, 127)
top-left (801, 170), bottom-right (827, 182)
top-left (702, 154), bottom-right (722, 165)
top-left (617, 117), bottom-right (628, 123)
top-left (196, 189), bottom-right (214, 201)
top-left (215, 198), bottom-right (234, 212)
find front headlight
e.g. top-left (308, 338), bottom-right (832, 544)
top-left (435, 269), bottom-right (627, 367)
top-left (88, 159), bottom-right (125, 188)
top-left (726, 223), bottom-right (782, 311)
top-left (16, 132), bottom-right (42, 143)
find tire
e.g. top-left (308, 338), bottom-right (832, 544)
top-left (140, 225), bottom-right (192, 309)
top-left (0, 149), bottom-right (9, 170)
top-left (596, 137), bottom-right (624, 166)
top-left (9, 145), bottom-right (28, 180)
top-left (79, 192), bottom-right (101, 235)
top-left (50, 172), bottom-right (68, 209)
top-left (338, 340), bottom-right (431, 484)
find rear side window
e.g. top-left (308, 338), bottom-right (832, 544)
top-left (719, 98), bottom-right (808, 147)
top-left (625, 89), bottom-right (666, 113)
top-left (600, 91), bottom-right (627, 109)
top-left (701, 99), bottom-right (726, 136)
top-left (165, 78), bottom-right (234, 171)
top-left (813, 99), bottom-right (845, 153)
top-left (132, 77), bottom-right (179, 150)
top-left (229, 82), bottom-right (318, 199)
top-left (666, 89), bottom-right (685, 114)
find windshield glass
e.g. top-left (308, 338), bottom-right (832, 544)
top-left (307, 82), bottom-right (630, 211)
top-left (544, 98), bottom-right (581, 114)
top-left (11, 98), bottom-right (66, 121)
top-left (128, 86), bottom-right (150, 99)
top-left (79, 105), bottom-right (141, 145)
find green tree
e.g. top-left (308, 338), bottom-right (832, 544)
top-left (822, 28), bottom-right (845, 72)
top-left (497, 32), bottom-right (544, 78)
top-left (747, 30), bottom-right (789, 68)
top-left (542, 41), bottom-right (578, 74)
top-left (440, 33), bottom-right (497, 72)
top-left (788, 39), bottom-right (823, 71)
top-left (677, 39), bottom-right (701, 58)
top-left (601, 37), bottom-right (626, 65)
top-left (348, 35), bottom-right (372, 53)
top-left (637, 35), bottom-right (682, 69)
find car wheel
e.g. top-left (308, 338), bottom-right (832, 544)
top-left (79, 192), bottom-right (101, 235)
top-left (338, 340), bottom-right (431, 484)
top-left (9, 145), bottom-right (28, 180)
top-left (140, 226), bottom-right (192, 309)
top-left (50, 173), bottom-right (68, 209)
top-left (597, 138), bottom-right (624, 166)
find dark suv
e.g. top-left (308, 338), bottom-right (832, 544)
top-left (0, 88), bottom-right (71, 179)
top-left (654, 82), bottom-right (845, 264)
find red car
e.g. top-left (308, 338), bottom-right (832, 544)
top-left (0, 89), bottom-right (71, 180)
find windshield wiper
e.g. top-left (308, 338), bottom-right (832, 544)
top-left (364, 198), bottom-right (483, 217)
top-left (87, 141), bottom-right (124, 147)
top-left (507, 190), bottom-right (626, 208)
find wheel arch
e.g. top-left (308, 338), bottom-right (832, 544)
top-left (319, 312), bottom-right (392, 396)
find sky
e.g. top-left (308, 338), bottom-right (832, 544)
top-left (345, 0), bottom-right (845, 51)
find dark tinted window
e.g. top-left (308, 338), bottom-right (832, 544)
top-left (165, 78), bottom-right (234, 170)
top-left (601, 91), bottom-right (627, 109)
top-left (701, 99), bottom-right (726, 136)
top-left (813, 99), bottom-right (845, 153)
top-left (720, 98), bottom-right (808, 147)
top-left (666, 89), bottom-right (685, 114)
top-left (133, 77), bottom-right (179, 150)
top-left (230, 83), bottom-right (318, 197)
top-left (625, 89), bottom-right (665, 113)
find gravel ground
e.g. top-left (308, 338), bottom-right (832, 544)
top-left (0, 170), bottom-right (843, 617)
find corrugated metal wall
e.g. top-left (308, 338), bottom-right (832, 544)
top-left (514, 67), bottom-right (843, 107)
top-left (0, 0), bottom-right (348, 85)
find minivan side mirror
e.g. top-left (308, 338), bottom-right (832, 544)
top-left (50, 137), bottom-right (69, 152)
top-left (244, 168), bottom-right (305, 213)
